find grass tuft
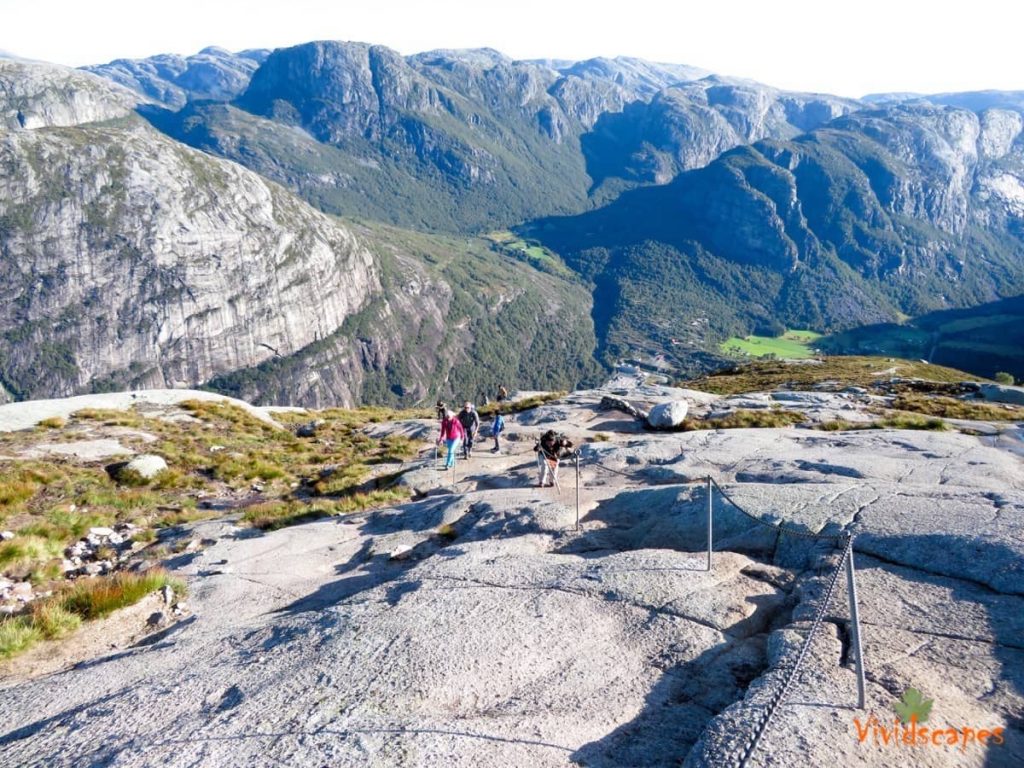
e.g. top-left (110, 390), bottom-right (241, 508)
top-left (59, 569), bottom-right (184, 621)
top-left (0, 617), bottom-right (41, 660)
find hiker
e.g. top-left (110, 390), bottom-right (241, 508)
top-left (457, 402), bottom-right (480, 459)
top-left (490, 410), bottom-right (505, 453)
top-left (533, 429), bottom-right (574, 487)
top-left (497, 385), bottom-right (509, 403)
top-left (437, 408), bottom-right (466, 470)
top-left (435, 400), bottom-right (446, 420)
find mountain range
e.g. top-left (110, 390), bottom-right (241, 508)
top-left (1, 41), bottom-right (1023, 404)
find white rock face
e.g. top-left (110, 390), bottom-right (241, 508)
top-left (0, 60), bottom-right (138, 129)
top-left (647, 400), bottom-right (689, 428)
top-left (0, 61), bottom-right (381, 401)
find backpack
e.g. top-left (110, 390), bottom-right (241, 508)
top-left (493, 414), bottom-right (505, 433)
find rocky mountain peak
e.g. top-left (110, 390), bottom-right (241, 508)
top-left (0, 60), bottom-right (139, 130)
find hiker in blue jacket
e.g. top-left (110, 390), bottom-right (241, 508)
top-left (490, 411), bottom-right (505, 453)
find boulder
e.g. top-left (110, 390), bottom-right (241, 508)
top-left (647, 400), bottom-right (689, 428)
top-left (0, 530), bottom-right (14, 540)
top-left (120, 454), bottom-right (168, 481)
top-left (979, 382), bottom-right (1024, 406)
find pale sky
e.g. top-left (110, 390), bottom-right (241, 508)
top-left (2, 0), bottom-right (1021, 98)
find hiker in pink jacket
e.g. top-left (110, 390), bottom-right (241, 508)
top-left (437, 408), bottom-right (466, 470)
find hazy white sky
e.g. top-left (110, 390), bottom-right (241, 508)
top-left (2, 0), bottom-right (1021, 97)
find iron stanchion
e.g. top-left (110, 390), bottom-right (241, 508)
top-left (845, 536), bottom-right (866, 709)
top-left (574, 451), bottom-right (580, 531)
top-left (706, 475), bottom-right (713, 571)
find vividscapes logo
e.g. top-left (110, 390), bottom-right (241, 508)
top-left (853, 687), bottom-right (1006, 751)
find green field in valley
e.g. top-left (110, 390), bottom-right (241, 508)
top-left (720, 329), bottom-right (822, 359)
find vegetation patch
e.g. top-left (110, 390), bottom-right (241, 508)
top-left (478, 392), bottom-right (567, 417)
top-left (0, 569), bottom-right (182, 660)
top-left (0, 401), bottom-right (432, 588)
top-left (889, 394), bottom-right (1023, 422)
top-left (683, 356), bottom-right (978, 395)
top-left (720, 329), bottom-right (821, 359)
top-left (679, 409), bottom-right (807, 431)
top-left (58, 569), bottom-right (184, 621)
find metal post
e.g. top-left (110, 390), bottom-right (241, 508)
top-left (845, 537), bottom-right (866, 710)
top-left (706, 475), bottom-right (713, 571)
top-left (575, 452), bottom-right (580, 531)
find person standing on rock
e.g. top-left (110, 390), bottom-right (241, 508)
top-left (490, 411), bottom-right (506, 453)
top-left (533, 429), bottom-right (574, 487)
top-left (457, 402), bottom-right (480, 460)
top-left (438, 408), bottom-right (466, 470)
top-left (497, 385), bottom-right (509, 403)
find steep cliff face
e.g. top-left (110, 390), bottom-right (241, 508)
top-left (82, 47), bottom-right (269, 109)
top-left (0, 115), bottom-right (380, 399)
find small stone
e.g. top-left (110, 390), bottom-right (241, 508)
top-left (83, 563), bottom-right (103, 576)
top-left (107, 532), bottom-right (124, 546)
top-left (11, 582), bottom-right (33, 598)
top-left (61, 559), bottom-right (78, 573)
top-left (209, 445), bottom-right (225, 453)
top-left (1, 531), bottom-right (15, 541)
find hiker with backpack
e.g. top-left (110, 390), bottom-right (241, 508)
top-left (490, 411), bottom-right (505, 453)
top-left (533, 429), bottom-right (574, 487)
top-left (437, 408), bottom-right (466, 470)
top-left (457, 402), bottom-right (480, 460)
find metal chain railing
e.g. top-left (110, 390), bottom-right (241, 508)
top-left (569, 459), bottom-right (866, 766)
top-left (731, 534), bottom-right (853, 768)
top-left (709, 477), bottom-right (849, 543)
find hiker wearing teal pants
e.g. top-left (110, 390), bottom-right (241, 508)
top-left (437, 409), bottom-right (466, 470)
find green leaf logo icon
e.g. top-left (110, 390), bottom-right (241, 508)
top-left (893, 687), bottom-right (933, 724)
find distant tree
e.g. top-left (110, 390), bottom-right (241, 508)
top-left (994, 371), bottom-right (1015, 385)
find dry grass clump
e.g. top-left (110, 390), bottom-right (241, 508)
top-left (58, 569), bottom-right (183, 620)
top-left (890, 394), bottom-right (1022, 422)
top-left (683, 356), bottom-right (977, 395)
top-left (478, 392), bottom-right (567, 417)
top-left (678, 409), bottom-right (807, 431)
top-left (37, 416), bottom-right (67, 429)
top-left (0, 569), bottom-right (183, 660)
